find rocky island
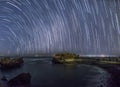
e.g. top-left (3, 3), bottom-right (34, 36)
top-left (52, 52), bottom-right (120, 65)
top-left (0, 57), bottom-right (24, 69)
top-left (52, 52), bottom-right (79, 64)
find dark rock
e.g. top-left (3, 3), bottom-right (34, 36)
top-left (7, 73), bottom-right (31, 87)
top-left (52, 58), bottom-right (63, 64)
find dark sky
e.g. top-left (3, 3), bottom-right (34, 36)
top-left (0, 0), bottom-right (120, 56)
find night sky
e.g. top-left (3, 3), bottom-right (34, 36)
top-left (0, 0), bottom-right (120, 56)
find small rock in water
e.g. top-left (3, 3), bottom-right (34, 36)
top-left (7, 73), bottom-right (31, 87)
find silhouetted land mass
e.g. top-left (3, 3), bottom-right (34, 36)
top-left (0, 56), bottom-right (53, 59)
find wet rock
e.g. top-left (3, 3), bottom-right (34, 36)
top-left (7, 73), bottom-right (31, 87)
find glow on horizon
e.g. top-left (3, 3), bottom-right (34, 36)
top-left (80, 55), bottom-right (118, 57)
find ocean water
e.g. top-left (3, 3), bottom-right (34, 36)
top-left (0, 58), bottom-right (110, 87)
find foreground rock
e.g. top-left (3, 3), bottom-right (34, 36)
top-left (7, 73), bottom-right (31, 87)
top-left (0, 57), bottom-right (24, 69)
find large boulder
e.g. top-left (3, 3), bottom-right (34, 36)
top-left (7, 73), bottom-right (31, 87)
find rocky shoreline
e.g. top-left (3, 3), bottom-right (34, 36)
top-left (0, 56), bottom-right (119, 87)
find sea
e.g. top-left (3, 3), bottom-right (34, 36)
top-left (0, 57), bottom-right (119, 87)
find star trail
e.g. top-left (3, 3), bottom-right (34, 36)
top-left (0, 0), bottom-right (120, 56)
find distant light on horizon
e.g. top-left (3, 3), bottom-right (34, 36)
top-left (100, 55), bottom-right (107, 57)
top-left (80, 55), bottom-right (118, 57)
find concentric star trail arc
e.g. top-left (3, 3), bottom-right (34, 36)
top-left (0, 0), bottom-right (120, 56)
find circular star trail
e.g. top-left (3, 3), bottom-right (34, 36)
top-left (0, 0), bottom-right (120, 56)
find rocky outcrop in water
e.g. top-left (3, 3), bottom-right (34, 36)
top-left (52, 52), bottom-right (79, 64)
top-left (0, 57), bottom-right (24, 69)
